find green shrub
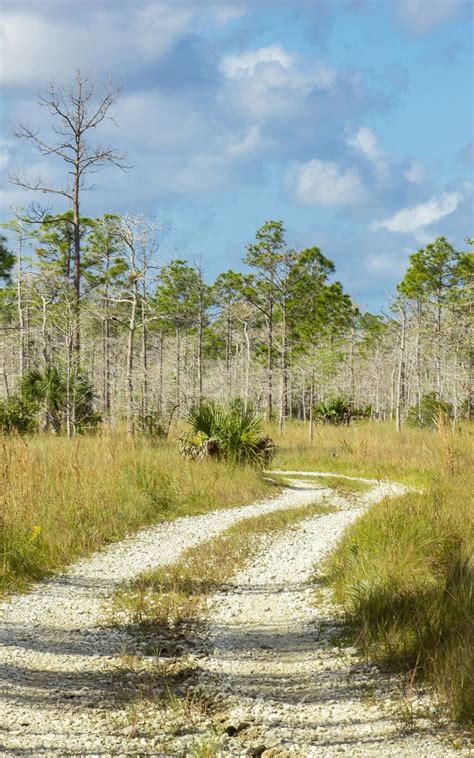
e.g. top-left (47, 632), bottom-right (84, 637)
top-left (314, 397), bottom-right (352, 425)
top-left (21, 365), bottom-right (100, 434)
top-left (406, 392), bottom-right (453, 429)
top-left (181, 401), bottom-right (275, 467)
top-left (0, 395), bottom-right (37, 434)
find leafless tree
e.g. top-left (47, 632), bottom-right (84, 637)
top-left (10, 68), bottom-right (129, 367)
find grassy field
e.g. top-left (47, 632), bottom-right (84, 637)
top-left (1, 419), bottom-right (472, 728)
top-left (0, 433), bottom-right (273, 593)
top-left (279, 419), bottom-right (473, 728)
top-left (271, 419), bottom-right (472, 486)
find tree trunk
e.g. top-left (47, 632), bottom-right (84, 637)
top-left (267, 297), bottom-right (273, 421)
top-left (72, 166), bottom-right (81, 366)
top-left (308, 370), bottom-right (314, 442)
top-left (396, 308), bottom-right (406, 433)
top-left (197, 289), bottom-right (204, 401)
top-left (157, 328), bottom-right (164, 416)
top-left (16, 236), bottom-right (25, 383)
top-left (140, 282), bottom-right (148, 427)
top-left (243, 320), bottom-right (250, 411)
top-left (175, 327), bottom-right (181, 408)
top-left (279, 302), bottom-right (287, 431)
top-left (126, 281), bottom-right (138, 436)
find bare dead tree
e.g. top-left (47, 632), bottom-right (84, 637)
top-left (10, 68), bottom-right (129, 369)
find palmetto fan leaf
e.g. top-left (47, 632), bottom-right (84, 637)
top-left (182, 402), bottom-right (274, 467)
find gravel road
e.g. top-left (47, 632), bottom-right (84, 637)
top-left (0, 475), bottom-right (469, 756)
top-left (0, 485), bottom-right (327, 756)
top-left (196, 480), bottom-right (470, 757)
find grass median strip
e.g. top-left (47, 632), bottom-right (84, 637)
top-left (112, 498), bottom-right (337, 648)
top-left (109, 498), bottom-right (338, 750)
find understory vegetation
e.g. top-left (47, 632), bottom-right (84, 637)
top-left (321, 422), bottom-right (473, 728)
top-left (0, 433), bottom-right (272, 593)
top-left (180, 401), bottom-right (274, 466)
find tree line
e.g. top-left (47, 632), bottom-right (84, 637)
top-left (1, 214), bottom-right (472, 435)
top-left (0, 71), bottom-right (472, 435)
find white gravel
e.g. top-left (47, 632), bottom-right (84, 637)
top-left (196, 480), bottom-right (470, 757)
top-left (0, 484), bottom-right (327, 756)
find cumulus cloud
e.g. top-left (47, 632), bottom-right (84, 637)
top-left (220, 44), bottom-right (294, 77)
top-left (346, 126), bottom-right (388, 177)
top-left (371, 192), bottom-right (461, 233)
top-left (225, 125), bottom-right (264, 157)
top-left (286, 159), bottom-right (367, 207)
top-left (219, 44), bottom-right (345, 127)
top-left (0, 5), bottom-right (194, 87)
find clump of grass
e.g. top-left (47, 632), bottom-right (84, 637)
top-left (0, 433), bottom-right (273, 594)
top-left (325, 468), bottom-right (474, 727)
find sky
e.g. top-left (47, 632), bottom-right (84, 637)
top-left (1, 0), bottom-right (473, 310)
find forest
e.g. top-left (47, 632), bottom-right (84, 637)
top-left (1, 214), bottom-right (472, 437)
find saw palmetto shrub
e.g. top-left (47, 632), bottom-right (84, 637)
top-left (180, 401), bottom-right (275, 467)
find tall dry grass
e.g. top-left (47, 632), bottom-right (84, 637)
top-left (315, 419), bottom-right (474, 727)
top-left (0, 433), bottom-right (272, 593)
top-left (271, 419), bottom-right (473, 485)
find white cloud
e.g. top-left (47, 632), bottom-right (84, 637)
top-left (213, 4), bottom-right (247, 25)
top-left (405, 161), bottom-right (427, 184)
top-left (286, 159), bottom-right (367, 207)
top-left (396, 0), bottom-right (465, 35)
top-left (220, 44), bottom-right (294, 78)
top-left (0, 6), bottom-right (194, 87)
top-left (371, 192), bottom-right (461, 233)
top-left (219, 45), bottom-right (337, 123)
top-left (346, 126), bottom-right (388, 177)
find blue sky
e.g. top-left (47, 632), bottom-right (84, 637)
top-left (1, 0), bottom-right (472, 310)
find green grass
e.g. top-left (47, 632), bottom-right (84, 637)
top-left (0, 433), bottom-right (274, 594)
